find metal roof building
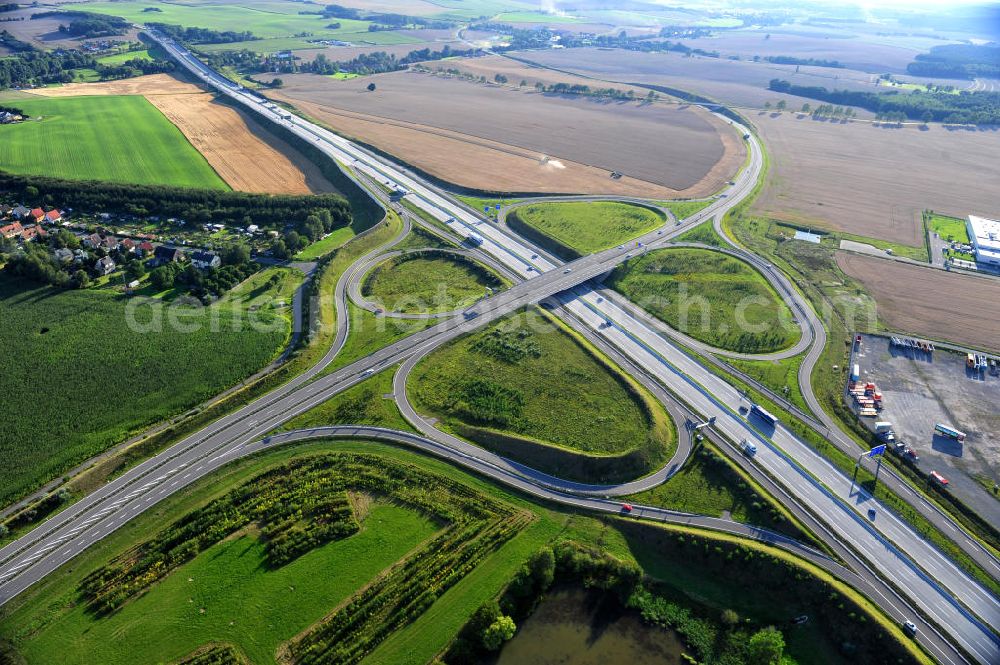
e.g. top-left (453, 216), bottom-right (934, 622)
top-left (967, 215), bottom-right (1000, 266)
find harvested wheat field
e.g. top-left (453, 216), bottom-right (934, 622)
top-left (270, 69), bottom-right (743, 196)
top-left (837, 252), bottom-right (1000, 352)
top-left (754, 114), bottom-right (1000, 247)
top-left (32, 75), bottom-right (336, 195)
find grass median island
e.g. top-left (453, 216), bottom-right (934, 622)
top-left (0, 440), bottom-right (926, 665)
top-left (507, 201), bottom-right (664, 258)
top-left (0, 96), bottom-right (227, 188)
top-left (363, 252), bottom-right (506, 314)
top-left (408, 307), bottom-right (675, 482)
top-left (658, 198), bottom-right (715, 220)
top-left (629, 441), bottom-right (807, 540)
top-left (608, 247), bottom-right (800, 354)
top-left (0, 275), bottom-right (287, 507)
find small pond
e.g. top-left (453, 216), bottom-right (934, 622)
top-left (494, 586), bottom-right (686, 665)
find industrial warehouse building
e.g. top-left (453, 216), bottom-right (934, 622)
top-left (967, 215), bottom-right (1000, 266)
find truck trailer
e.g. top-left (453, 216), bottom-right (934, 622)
top-left (934, 423), bottom-right (966, 442)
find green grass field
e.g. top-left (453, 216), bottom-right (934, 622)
top-left (676, 220), bottom-right (724, 247)
top-left (927, 213), bottom-right (970, 244)
top-left (0, 96), bottom-right (226, 188)
top-left (657, 199), bottom-right (715, 220)
top-left (508, 201), bottom-right (664, 258)
top-left (326, 302), bottom-right (436, 372)
top-left (96, 49), bottom-right (153, 65)
top-left (0, 440), bottom-right (927, 665)
top-left (630, 442), bottom-right (804, 538)
top-left (608, 247), bottom-right (800, 354)
top-left (363, 253), bottom-right (506, 314)
top-left (11, 504), bottom-right (433, 665)
top-left (0, 275), bottom-right (287, 506)
top-left (409, 308), bottom-right (674, 482)
top-left (279, 366), bottom-right (414, 433)
top-left (216, 265), bottom-right (303, 324)
top-left (726, 355), bottom-right (808, 412)
top-left (294, 225), bottom-right (357, 260)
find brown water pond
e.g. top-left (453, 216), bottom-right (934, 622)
top-left (493, 586), bottom-right (686, 665)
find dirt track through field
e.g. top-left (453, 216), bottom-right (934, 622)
top-left (31, 75), bottom-right (336, 195)
top-left (836, 252), bottom-right (1000, 352)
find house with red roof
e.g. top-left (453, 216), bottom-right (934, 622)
top-left (20, 225), bottom-right (46, 242)
top-left (44, 209), bottom-right (62, 224)
top-left (1, 221), bottom-right (23, 239)
top-left (138, 241), bottom-right (155, 255)
top-left (29, 208), bottom-right (44, 224)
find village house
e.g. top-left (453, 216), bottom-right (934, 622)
top-left (44, 210), bottom-right (62, 224)
top-left (1, 221), bottom-right (23, 239)
top-left (191, 250), bottom-right (221, 269)
top-left (20, 225), bottom-right (46, 243)
top-left (118, 238), bottom-right (136, 253)
top-left (100, 236), bottom-right (118, 252)
top-left (73, 249), bottom-right (88, 264)
top-left (0, 205), bottom-right (12, 218)
top-left (153, 245), bottom-right (185, 265)
top-left (54, 247), bottom-right (74, 264)
top-left (82, 233), bottom-right (103, 249)
top-left (28, 208), bottom-right (44, 224)
top-left (11, 205), bottom-right (30, 220)
top-left (95, 256), bottom-right (116, 276)
top-left (138, 241), bottom-right (155, 256)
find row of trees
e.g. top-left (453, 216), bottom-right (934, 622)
top-left (769, 78), bottom-right (1000, 124)
top-left (148, 22), bottom-right (257, 44)
top-left (0, 172), bottom-right (351, 231)
top-left (907, 43), bottom-right (1000, 80)
top-left (0, 40), bottom-right (98, 87)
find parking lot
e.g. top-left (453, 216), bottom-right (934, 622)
top-left (850, 335), bottom-right (1000, 520)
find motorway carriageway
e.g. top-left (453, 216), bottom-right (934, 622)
top-left (21, 32), bottom-right (1000, 664)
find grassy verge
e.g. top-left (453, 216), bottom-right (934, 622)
top-left (630, 439), bottom-right (809, 541)
top-left (676, 220), bottom-right (725, 247)
top-left (656, 199), bottom-right (715, 220)
top-left (925, 212), bottom-right (969, 244)
top-left (608, 247), bottom-right (801, 354)
top-left (507, 201), bottom-right (664, 258)
top-left (726, 355), bottom-right (809, 412)
top-left (409, 307), bottom-right (674, 483)
top-left (326, 302), bottom-right (436, 372)
top-left (277, 366), bottom-right (414, 434)
top-left (294, 226), bottom-right (357, 260)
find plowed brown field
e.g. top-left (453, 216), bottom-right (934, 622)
top-left (32, 75), bottom-right (335, 194)
top-left (270, 68), bottom-right (743, 197)
top-left (754, 114), bottom-right (1000, 247)
top-left (836, 252), bottom-right (1000, 352)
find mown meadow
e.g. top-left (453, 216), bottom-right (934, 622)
top-left (0, 96), bottom-right (227, 188)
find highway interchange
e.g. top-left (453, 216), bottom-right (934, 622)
top-left (0, 32), bottom-right (997, 665)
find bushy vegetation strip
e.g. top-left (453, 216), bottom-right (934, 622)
top-left (175, 644), bottom-right (248, 665)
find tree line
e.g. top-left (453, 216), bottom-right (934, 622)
top-left (221, 43), bottom-right (478, 77)
top-left (148, 22), bottom-right (257, 44)
top-left (906, 43), bottom-right (1000, 80)
top-left (0, 172), bottom-right (351, 230)
top-left (31, 11), bottom-right (130, 38)
top-left (764, 55), bottom-right (844, 68)
top-left (769, 78), bottom-right (1000, 124)
top-left (0, 37), bottom-right (98, 87)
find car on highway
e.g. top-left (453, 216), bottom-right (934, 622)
top-left (563, 268), bottom-right (572, 274)
top-left (740, 439), bottom-right (757, 456)
top-left (361, 368), bottom-right (374, 377)
top-left (531, 253), bottom-right (538, 259)
top-left (903, 620), bottom-right (918, 637)
top-left (621, 503), bottom-right (633, 513)
top-left (625, 253), bottom-right (632, 259)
